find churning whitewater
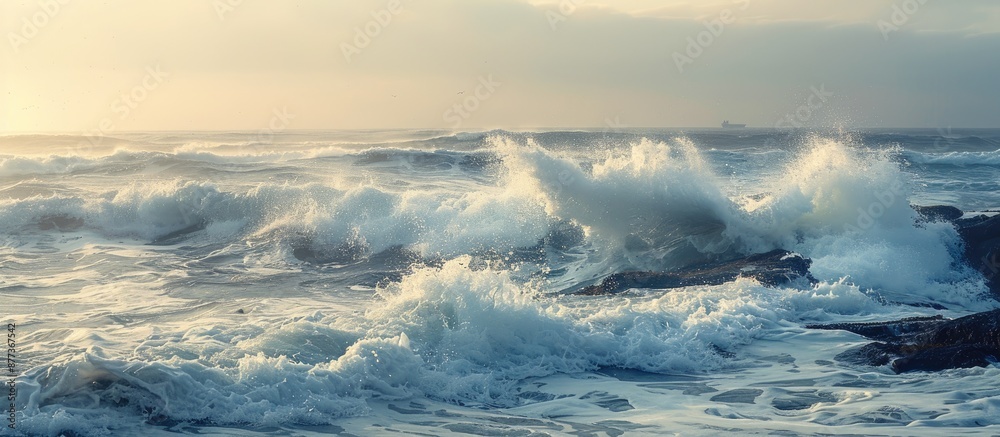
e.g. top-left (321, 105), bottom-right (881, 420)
top-left (3, 129), bottom-right (1000, 436)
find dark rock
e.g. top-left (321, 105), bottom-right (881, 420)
top-left (809, 205), bottom-right (1000, 373)
top-left (907, 205), bottom-right (999, 296)
top-left (805, 315), bottom-right (943, 342)
top-left (891, 345), bottom-right (994, 373)
top-left (909, 309), bottom-right (1000, 346)
top-left (912, 205), bottom-right (963, 223)
top-left (810, 309), bottom-right (1000, 373)
top-left (833, 342), bottom-right (898, 367)
top-left (955, 214), bottom-right (993, 229)
top-left (576, 249), bottom-right (814, 296)
top-left (957, 214), bottom-right (1000, 296)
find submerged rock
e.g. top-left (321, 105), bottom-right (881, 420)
top-left (576, 249), bottom-right (814, 296)
top-left (148, 221), bottom-right (207, 245)
top-left (37, 214), bottom-right (85, 232)
top-left (808, 309), bottom-right (1000, 373)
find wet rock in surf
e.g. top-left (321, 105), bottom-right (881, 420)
top-left (576, 249), bottom-right (814, 296)
top-left (912, 204), bottom-right (963, 223)
top-left (808, 309), bottom-right (1000, 373)
top-left (806, 315), bottom-right (945, 343)
top-left (808, 205), bottom-right (1000, 373)
top-left (956, 213), bottom-right (1000, 296)
top-left (910, 204), bottom-right (999, 296)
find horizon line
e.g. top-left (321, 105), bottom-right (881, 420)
top-left (3, 126), bottom-right (1000, 135)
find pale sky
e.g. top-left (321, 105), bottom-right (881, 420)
top-left (2, 0), bottom-right (999, 132)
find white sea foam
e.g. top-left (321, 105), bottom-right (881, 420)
top-left (6, 130), bottom-right (1000, 435)
top-left (501, 134), bottom-right (989, 305)
top-left (904, 149), bottom-right (1000, 166)
top-left (14, 257), bottom-right (885, 435)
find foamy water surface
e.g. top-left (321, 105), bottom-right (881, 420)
top-left (3, 128), bottom-right (1000, 436)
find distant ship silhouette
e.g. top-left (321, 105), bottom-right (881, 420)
top-left (721, 120), bottom-right (746, 128)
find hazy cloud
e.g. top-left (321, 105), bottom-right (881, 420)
top-left (2, 0), bottom-right (998, 132)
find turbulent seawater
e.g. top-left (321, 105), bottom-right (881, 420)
top-left (3, 128), bottom-right (1000, 436)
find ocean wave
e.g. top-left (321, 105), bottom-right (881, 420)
top-left (14, 258), bottom-right (880, 435)
top-left (3, 133), bottom-right (989, 305)
top-left (0, 149), bottom-right (283, 178)
top-left (501, 135), bottom-right (987, 305)
top-left (864, 132), bottom-right (1000, 150)
top-left (8, 131), bottom-right (1000, 435)
top-left (0, 174), bottom-right (556, 265)
top-left (0, 140), bottom-right (507, 178)
top-left (903, 149), bottom-right (1000, 166)
top-left (0, 133), bottom-right (136, 153)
